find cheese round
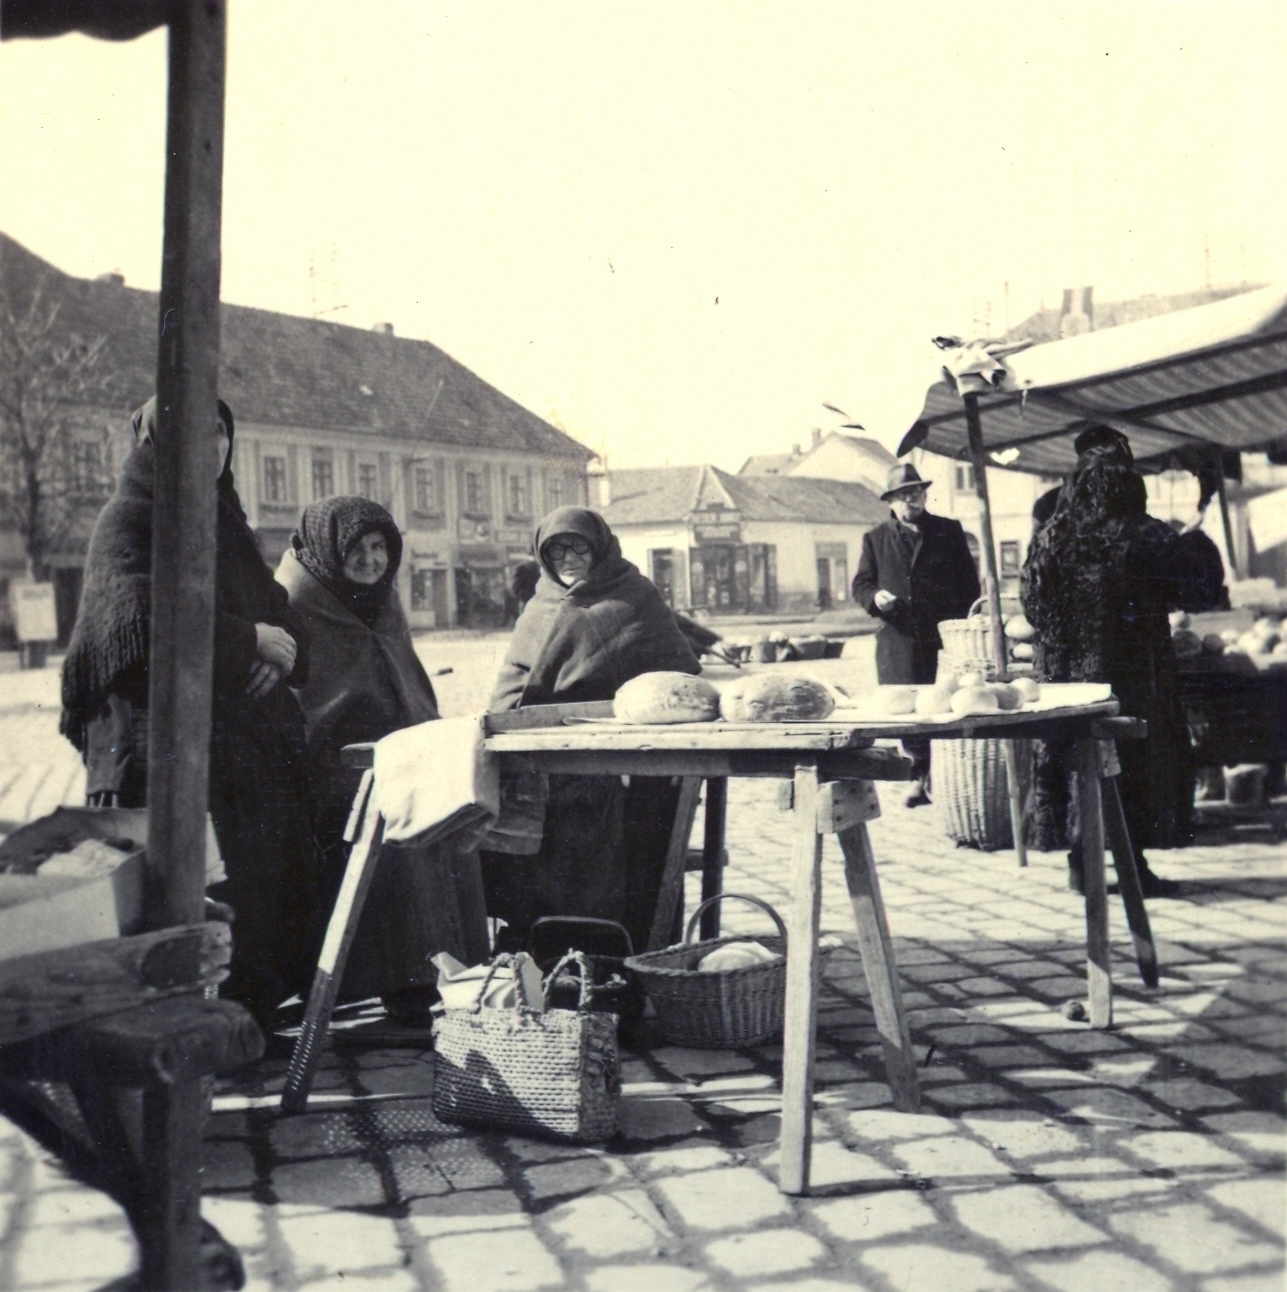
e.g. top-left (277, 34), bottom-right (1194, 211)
top-left (949, 686), bottom-right (1000, 716)
top-left (719, 674), bottom-right (835, 723)
top-left (875, 685), bottom-right (918, 715)
top-left (614, 672), bottom-right (721, 724)
top-left (1012, 677), bottom-right (1041, 703)
top-left (915, 684), bottom-right (955, 716)
top-left (985, 683), bottom-right (1024, 711)
top-left (698, 941), bottom-right (782, 972)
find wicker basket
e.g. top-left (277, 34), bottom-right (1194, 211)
top-left (935, 737), bottom-right (1031, 850)
top-left (936, 598), bottom-right (1000, 681)
top-left (624, 894), bottom-right (787, 1049)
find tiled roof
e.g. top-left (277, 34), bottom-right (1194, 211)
top-left (0, 233), bottom-right (591, 460)
top-left (739, 452), bottom-right (800, 475)
top-left (1006, 285), bottom-right (1262, 345)
top-left (602, 464), bottom-right (886, 527)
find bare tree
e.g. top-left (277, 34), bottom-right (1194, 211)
top-left (0, 275), bottom-right (117, 580)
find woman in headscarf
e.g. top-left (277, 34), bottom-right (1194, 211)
top-left (61, 397), bottom-right (320, 1028)
top-left (277, 497), bottom-right (487, 1021)
top-left (483, 506), bottom-right (701, 951)
top-left (1023, 424), bottom-right (1209, 897)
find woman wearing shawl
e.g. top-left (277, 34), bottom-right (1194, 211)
top-left (1023, 425), bottom-right (1208, 898)
top-left (61, 398), bottom-right (320, 1028)
top-left (277, 497), bottom-right (487, 1020)
top-left (484, 506), bottom-right (701, 950)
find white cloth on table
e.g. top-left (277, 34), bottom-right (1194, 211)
top-left (372, 715), bottom-right (500, 848)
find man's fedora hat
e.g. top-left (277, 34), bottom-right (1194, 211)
top-left (881, 463), bottom-right (931, 501)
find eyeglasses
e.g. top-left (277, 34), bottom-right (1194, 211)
top-left (545, 537), bottom-right (591, 560)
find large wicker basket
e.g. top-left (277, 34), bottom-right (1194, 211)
top-left (624, 894), bottom-right (787, 1049)
top-left (934, 737), bottom-right (1032, 850)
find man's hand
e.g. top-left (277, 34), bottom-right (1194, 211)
top-left (254, 622), bottom-right (297, 673)
top-left (874, 590), bottom-right (898, 611)
top-left (246, 659), bottom-right (284, 699)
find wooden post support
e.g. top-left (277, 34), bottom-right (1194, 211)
top-left (1217, 471), bottom-right (1240, 582)
top-left (963, 393), bottom-right (1028, 868)
top-left (779, 763), bottom-right (823, 1195)
top-left (1076, 737), bottom-right (1112, 1028)
top-left (1101, 776), bottom-right (1160, 989)
top-left (837, 824), bottom-right (920, 1113)
top-left (145, 0), bottom-right (228, 934)
top-left (699, 777), bottom-right (727, 940)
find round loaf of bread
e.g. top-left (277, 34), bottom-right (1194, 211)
top-left (719, 674), bottom-right (835, 723)
top-left (614, 672), bottom-right (721, 724)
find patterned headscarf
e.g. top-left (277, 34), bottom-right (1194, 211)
top-left (292, 496), bottom-right (403, 626)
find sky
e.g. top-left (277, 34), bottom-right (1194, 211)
top-left (2, 2), bottom-right (1285, 469)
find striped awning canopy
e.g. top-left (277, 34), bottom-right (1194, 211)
top-left (899, 283), bottom-right (1287, 476)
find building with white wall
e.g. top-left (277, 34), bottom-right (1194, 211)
top-left (596, 465), bottom-right (886, 615)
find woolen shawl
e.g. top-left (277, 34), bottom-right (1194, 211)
top-left (490, 506), bottom-right (700, 710)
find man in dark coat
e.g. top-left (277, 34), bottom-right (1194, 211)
top-left (852, 463), bottom-right (981, 805)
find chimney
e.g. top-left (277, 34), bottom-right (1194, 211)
top-left (791, 442), bottom-right (801, 457)
top-left (811, 427), bottom-right (822, 449)
top-left (372, 322), bottom-right (394, 335)
top-left (95, 271), bottom-right (125, 286)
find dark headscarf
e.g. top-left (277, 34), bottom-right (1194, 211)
top-left (491, 506), bottom-right (699, 710)
top-left (291, 497), bottom-right (403, 628)
top-left (535, 506), bottom-right (611, 587)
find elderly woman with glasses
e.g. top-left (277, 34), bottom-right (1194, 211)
top-left (483, 506), bottom-right (701, 951)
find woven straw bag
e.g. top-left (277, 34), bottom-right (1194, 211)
top-left (432, 952), bottom-right (620, 1142)
top-left (624, 894), bottom-right (787, 1049)
top-left (936, 597), bottom-right (999, 682)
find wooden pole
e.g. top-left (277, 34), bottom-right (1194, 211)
top-left (963, 393), bottom-right (1028, 866)
top-left (145, 0), bottom-right (227, 934)
top-left (1216, 472), bottom-right (1240, 582)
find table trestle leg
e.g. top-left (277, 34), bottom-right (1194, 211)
top-left (1076, 738), bottom-right (1112, 1028)
top-left (836, 821), bottom-right (921, 1113)
top-left (779, 764), bottom-right (824, 1196)
top-left (646, 777), bottom-right (705, 951)
top-left (281, 775), bottom-right (384, 1114)
top-left (1101, 774), bottom-right (1159, 989)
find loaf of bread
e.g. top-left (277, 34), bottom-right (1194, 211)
top-left (613, 672), bottom-right (721, 724)
top-left (719, 674), bottom-right (835, 723)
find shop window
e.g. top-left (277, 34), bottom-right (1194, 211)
top-left (414, 466), bottom-right (436, 513)
top-left (357, 463), bottom-right (378, 499)
top-left (1000, 540), bottom-right (1021, 576)
top-left (965, 532), bottom-right (981, 575)
top-left (312, 456), bottom-right (334, 500)
top-left (263, 455), bottom-right (288, 503)
top-left (650, 549), bottom-right (674, 606)
top-left (955, 463), bottom-right (976, 492)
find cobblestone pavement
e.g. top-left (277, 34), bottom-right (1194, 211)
top-left (0, 642), bottom-right (1283, 1291)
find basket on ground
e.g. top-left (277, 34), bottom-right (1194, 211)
top-left (933, 736), bottom-right (1031, 850)
top-left (624, 894), bottom-right (787, 1049)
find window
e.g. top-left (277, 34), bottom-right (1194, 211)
top-left (1000, 540), bottom-right (1021, 577)
top-left (547, 476), bottom-right (563, 509)
top-left (954, 464), bottom-right (976, 492)
top-left (357, 463), bottom-right (378, 499)
top-left (507, 472), bottom-right (529, 517)
top-left (71, 440), bottom-right (103, 491)
top-left (312, 456), bottom-right (334, 500)
top-left (465, 470), bottom-right (486, 514)
top-left (263, 455), bottom-right (288, 503)
top-left (414, 466), bottom-right (436, 513)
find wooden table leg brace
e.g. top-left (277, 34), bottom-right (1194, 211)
top-left (779, 770), bottom-right (920, 1196)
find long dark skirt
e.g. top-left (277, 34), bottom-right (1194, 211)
top-left (206, 691), bottom-right (323, 1024)
top-left (481, 774), bottom-right (683, 954)
top-left (315, 764), bottom-right (490, 999)
top-left (1029, 674), bottom-right (1193, 855)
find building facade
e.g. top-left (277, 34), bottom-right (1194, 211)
top-left (596, 465), bottom-right (887, 616)
top-left (0, 233), bottom-right (591, 639)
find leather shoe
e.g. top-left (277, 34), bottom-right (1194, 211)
top-left (904, 786), bottom-right (932, 809)
top-left (1110, 866), bottom-right (1182, 899)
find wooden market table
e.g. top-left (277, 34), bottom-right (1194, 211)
top-left (287, 684), bottom-right (1158, 1196)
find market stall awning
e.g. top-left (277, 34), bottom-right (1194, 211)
top-left (899, 283), bottom-right (1287, 476)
